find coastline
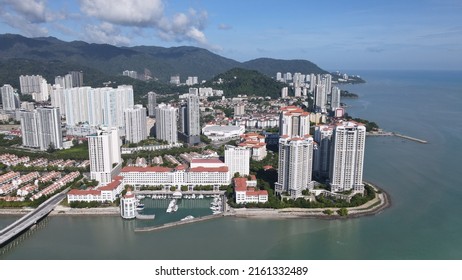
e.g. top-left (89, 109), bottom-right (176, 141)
top-left (0, 182), bottom-right (390, 219)
top-left (228, 181), bottom-right (390, 220)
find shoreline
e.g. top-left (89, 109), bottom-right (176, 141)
top-left (0, 182), bottom-right (390, 220)
top-left (228, 181), bottom-right (390, 220)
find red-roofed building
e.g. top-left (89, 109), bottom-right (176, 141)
top-left (233, 177), bottom-right (268, 204)
top-left (120, 165), bottom-right (230, 187)
top-left (239, 133), bottom-right (267, 161)
top-left (67, 176), bottom-right (123, 203)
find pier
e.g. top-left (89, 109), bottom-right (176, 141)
top-left (393, 133), bottom-right (428, 144)
top-left (134, 213), bottom-right (223, 232)
top-left (0, 190), bottom-right (67, 248)
top-left (366, 131), bottom-right (428, 144)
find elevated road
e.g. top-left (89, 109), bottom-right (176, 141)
top-left (0, 190), bottom-right (67, 248)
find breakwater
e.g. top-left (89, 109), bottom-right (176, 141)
top-left (367, 131), bottom-right (428, 144)
top-left (134, 213), bottom-right (223, 232)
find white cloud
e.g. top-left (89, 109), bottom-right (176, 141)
top-left (83, 22), bottom-right (131, 46)
top-left (1, 0), bottom-right (49, 23)
top-left (79, 0), bottom-right (210, 46)
top-left (218, 23), bottom-right (232, 30)
top-left (79, 0), bottom-right (164, 26)
top-left (0, 2), bottom-right (48, 36)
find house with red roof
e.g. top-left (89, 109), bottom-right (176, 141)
top-left (233, 176), bottom-right (268, 204)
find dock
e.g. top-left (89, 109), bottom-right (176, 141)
top-left (134, 213), bottom-right (223, 232)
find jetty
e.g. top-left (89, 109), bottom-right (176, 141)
top-left (134, 213), bottom-right (223, 232)
top-left (393, 133), bottom-right (428, 144)
top-left (367, 131), bottom-right (428, 144)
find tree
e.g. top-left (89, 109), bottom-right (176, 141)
top-left (47, 142), bottom-right (56, 153)
top-left (337, 208), bottom-right (348, 216)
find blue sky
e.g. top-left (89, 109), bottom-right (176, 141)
top-left (0, 0), bottom-right (461, 70)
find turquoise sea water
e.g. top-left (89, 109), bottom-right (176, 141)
top-left (1, 70), bottom-right (462, 259)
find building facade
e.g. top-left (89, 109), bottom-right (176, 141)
top-left (87, 127), bottom-right (121, 185)
top-left (313, 125), bottom-right (334, 179)
top-left (224, 145), bottom-right (250, 178)
top-left (234, 176), bottom-right (268, 204)
top-left (279, 106), bottom-right (310, 138)
top-left (329, 121), bottom-right (366, 193)
top-left (147, 91), bottom-right (157, 117)
top-left (19, 107), bottom-right (63, 151)
top-left (155, 103), bottom-right (178, 144)
top-left (1, 84), bottom-right (19, 111)
top-left (275, 135), bottom-right (314, 198)
top-left (124, 105), bottom-right (147, 144)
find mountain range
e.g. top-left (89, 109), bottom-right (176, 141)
top-left (0, 33), bottom-right (327, 85)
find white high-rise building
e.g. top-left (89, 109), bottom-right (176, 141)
top-left (20, 107), bottom-right (63, 151)
top-left (61, 85), bottom-right (134, 132)
top-left (187, 92), bottom-right (200, 137)
top-left (281, 87), bottom-right (288, 98)
top-left (20, 110), bottom-right (40, 148)
top-left (313, 125), bottom-right (334, 179)
top-left (155, 103), bottom-right (178, 144)
top-left (147, 91), bottom-right (157, 117)
top-left (37, 107), bottom-right (62, 151)
top-left (276, 72), bottom-right (282, 82)
top-left (275, 135), bottom-right (314, 198)
top-left (331, 86), bottom-right (341, 111)
top-left (19, 75), bottom-right (43, 95)
top-left (50, 85), bottom-right (66, 116)
top-left (1, 84), bottom-right (19, 111)
top-left (88, 127), bottom-right (121, 185)
top-left (124, 105), bottom-right (147, 144)
top-left (279, 106), bottom-right (310, 138)
top-left (314, 84), bottom-right (327, 113)
top-left (329, 121), bottom-right (366, 193)
top-left (224, 145), bottom-right (250, 178)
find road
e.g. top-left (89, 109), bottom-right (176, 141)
top-left (0, 191), bottom-right (67, 247)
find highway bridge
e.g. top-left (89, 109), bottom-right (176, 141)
top-left (0, 190), bottom-right (67, 248)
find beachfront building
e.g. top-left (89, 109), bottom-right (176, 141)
top-left (275, 135), bottom-right (314, 199)
top-left (120, 190), bottom-right (136, 219)
top-left (329, 121), bottom-right (366, 193)
top-left (234, 176), bottom-right (268, 204)
top-left (313, 125), bottom-right (334, 179)
top-left (67, 177), bottom-right (124, 203)
top-left (120, 163), bottom-right (230, 188)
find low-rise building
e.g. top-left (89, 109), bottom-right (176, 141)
top-left (120, 189), bottom-right (136, 219)
top-left (67, 176), bottom-right (123, 203)
top-left (234, 176), bottom-right (268, 204)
